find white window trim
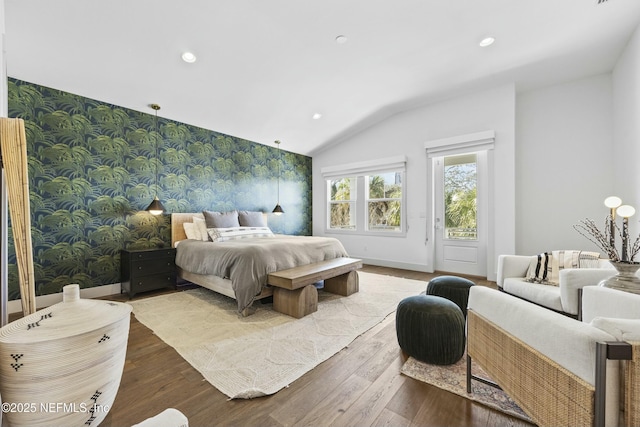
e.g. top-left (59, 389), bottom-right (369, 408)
top-left (425, 130), bottom-right (495, 158)
top-left (322, 156), bottom-right (407, 237)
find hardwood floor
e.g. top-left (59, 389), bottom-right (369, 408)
top-left (97, 266), bottom-right (533, 427)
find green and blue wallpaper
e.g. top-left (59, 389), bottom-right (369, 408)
top-left (6, 78), bottom-right (312, 300)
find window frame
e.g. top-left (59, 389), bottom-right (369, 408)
top-left (327, 176), bottom-right (357, 231)
top-left (322, 156), bottom-right (407, 237)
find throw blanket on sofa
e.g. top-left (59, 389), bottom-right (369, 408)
top-left (175, 235), bottom-right (349, 312)
top-left (526, 250), bottom-right (600, 285)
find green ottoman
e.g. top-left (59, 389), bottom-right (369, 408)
top-left (426, 275), bottom-right (475, 318)
top-left (395, 295), bottom-right (465, 365)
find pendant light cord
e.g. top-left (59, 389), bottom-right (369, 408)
top-left (151, 104), bottom-right (161, 197)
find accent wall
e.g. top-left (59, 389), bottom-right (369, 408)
top-left (6, 78), bottom-right (312, 300)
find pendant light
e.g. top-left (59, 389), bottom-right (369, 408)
top-left (146, 104), bottom-right (165, 215)
top-left (272, 140), bottom-right (284, 215)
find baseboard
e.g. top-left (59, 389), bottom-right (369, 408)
top-left (8, 283), bottom-right (122, 314)
top-left (357, 257), bottom-right (433, 273)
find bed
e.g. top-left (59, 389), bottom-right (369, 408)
top-left (171, 212), bottom-right (350, 314)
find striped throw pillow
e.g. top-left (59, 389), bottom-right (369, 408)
top-left (525, 252), bottom-right (554, 285)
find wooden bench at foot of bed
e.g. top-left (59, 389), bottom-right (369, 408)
top-left (267, 257), bottom-right (363, 318)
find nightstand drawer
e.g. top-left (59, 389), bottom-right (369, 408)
top-left (130, 249), bottom-right (176, 261)
top-left (130, 273), bottom-right (176, 293)
top-left (131, 258), bottom-right (175, 275)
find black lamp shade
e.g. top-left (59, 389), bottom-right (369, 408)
top-left (272, 204), bottom-right (284, 215)
top-left (146, 196), bottom-right (165, 215)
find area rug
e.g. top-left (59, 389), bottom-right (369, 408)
top-left (401, 355), bottom-right (531, 422)
top-left (129, 271), bottom-right (427, 399)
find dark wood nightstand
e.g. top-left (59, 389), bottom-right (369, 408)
top-left (120, 247), bottom-right (176, 298)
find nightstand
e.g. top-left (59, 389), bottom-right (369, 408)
top-left (121, 247), bottom-right (176, 298)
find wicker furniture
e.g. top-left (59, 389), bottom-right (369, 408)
top-left (426, 275), bottom-right (475, 317)
top-left (467, 285), bottom-right (640, 427)
top-left (396, 295), bottom-right (465, 365)
top-left (497, 254), bottom-right (616, 318)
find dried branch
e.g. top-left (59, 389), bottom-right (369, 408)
top-left (573, 217), bottom-right (619, 261)
top-left (631, 234), bottom-right (640, 262)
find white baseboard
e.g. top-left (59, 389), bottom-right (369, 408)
top-left (8, 283), bottom-right (122, 314)
top-left (356, 257), bottom-right (433, 273)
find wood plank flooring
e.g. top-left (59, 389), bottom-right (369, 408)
top-left (96, 266), bottom-right (534, 427)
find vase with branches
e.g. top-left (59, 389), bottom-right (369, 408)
top-left (573, 217), bottom-right (640, 263)
top-left (574, 197), bottom-right (640, 294)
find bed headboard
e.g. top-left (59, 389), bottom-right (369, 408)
top-left (171, 213), bottom-right (204, 246)
top-left (171, 212), bottom-right (269, 246)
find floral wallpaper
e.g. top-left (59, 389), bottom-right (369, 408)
top-left (6, 78), bottom-right (312, 300)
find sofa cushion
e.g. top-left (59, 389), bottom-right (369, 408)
top-left (591, 317), bottom-right (640, 341)
top-left (582, 286), bottom-right (640, 323)
top-left (502, 278), bottom-right (564, 312)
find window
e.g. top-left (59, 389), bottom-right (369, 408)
top-left (322, 156), bottom-right (406, 236)
top-left (367, 172), bottom-right (402, 232)
top-left (328, 177), bottom-right (356, 230)
top-left (443, 154), bottom-right (477, 240)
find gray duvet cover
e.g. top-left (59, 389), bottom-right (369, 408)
top-left (175, 235), bottom-right (349, 312)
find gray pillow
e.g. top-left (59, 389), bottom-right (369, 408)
top-left (238, 211), bottom-right (266, 227)
top-left (202, 210), bottom-right (240, 228)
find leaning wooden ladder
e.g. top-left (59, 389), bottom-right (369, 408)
top-left (0, 118), bottom-right (37, 316)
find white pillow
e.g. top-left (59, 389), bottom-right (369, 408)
top-left (207, 226), bottom-right (274, 242)
top-left (591, 317), bottom-right (640, 341)
top-left (182, 222), bottom-right (198, 240)
top-left (192, 216), bottom-right (209, 241)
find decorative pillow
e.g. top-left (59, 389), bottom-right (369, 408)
top-left (550, 250), bottom-right (601, 284)
top-left (182, 222), bottom-right (198, 240)
top-left (203, 210), bottom-right (240, 228)
top-left (238, 211), bottom-right (267, 227)
top-left (525, 252), bottom-right (554, 285)
top-left (192, 216), bottom-right (209, 241)
top-left (207, 226), bottom-right (274, 242)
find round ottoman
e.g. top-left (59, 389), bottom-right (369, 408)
top-left (426, 275), bottom-right (475, 317)
top-left (395, 295), bottom-right (465, 365)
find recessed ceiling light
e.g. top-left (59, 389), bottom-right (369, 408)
top-left (479, 37), bottom-right (495, 47)
top-left (312, 113), bottom-right (322, 120)
top-left (181, 52), bottom-right (197, 63)
top-left (335, 35), bottom-right (348, 44)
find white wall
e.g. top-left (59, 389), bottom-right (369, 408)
top-left (1, 0), bottom-right (5, 117)
top-left (612, 24), bottom-right (640, 243)
top-left (313, 65), bottom-right (636, 277)
top-left (313, 84), bottom-right (516, 280)
top-left (515, 75), bottom-right (615, 255)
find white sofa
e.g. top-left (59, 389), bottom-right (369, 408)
top-left (467, 285), bottom-right (640, 427)
top-left (497, 254), bottom-right (617, 318)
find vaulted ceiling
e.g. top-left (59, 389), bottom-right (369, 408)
top-left (5, 0), bottom-right (640, 155)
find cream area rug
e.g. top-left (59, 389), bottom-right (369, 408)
top-left (130, 271), bottom-right (427, 399)
top-left (401, 354), bottom-right (531, 423)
